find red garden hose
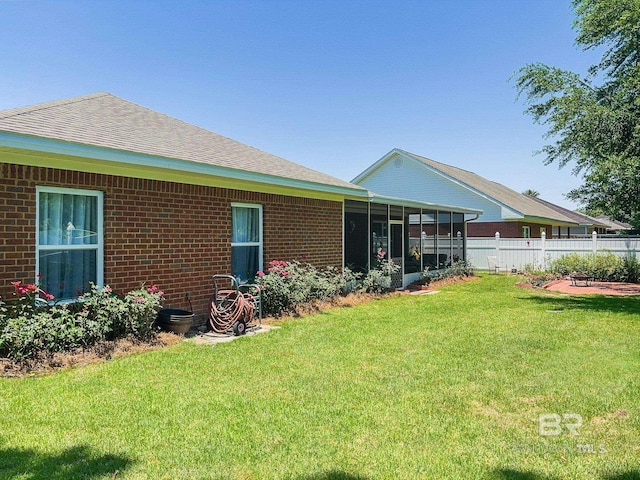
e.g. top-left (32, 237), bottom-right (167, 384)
top-left (208, 289), bottom-right (255, 334)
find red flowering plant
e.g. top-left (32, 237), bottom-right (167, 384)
top-left (123, 283), bottom-right (164, 338)
top-left (2, 277), bottom-right (56, 318)
top-left (80, 282), bottom-right (165, 339)
top-left (0, 279), bottom-right (165, 362)
top-left (254, 260), bottom-right (346, 316)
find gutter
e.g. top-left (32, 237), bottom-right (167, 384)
top-left (0, 131), bottom-right (368, 199)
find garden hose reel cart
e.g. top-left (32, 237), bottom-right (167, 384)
top-left (209, 275), bottom-right (261, 336)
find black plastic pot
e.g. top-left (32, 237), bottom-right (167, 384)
top-left (157, 309), bottom-right (194, 334)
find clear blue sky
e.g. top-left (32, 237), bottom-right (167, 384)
top-left (1, 0), bottom-right (601, 209)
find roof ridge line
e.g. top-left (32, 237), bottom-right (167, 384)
top-left (0, 92), bottom-right (111, 120)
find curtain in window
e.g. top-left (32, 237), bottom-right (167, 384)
top-left (39, 193), bottom-right (97, 245)
top-left (231, 206), bottom-right (261, 283)
top-left (232, 206), bottom-right (259, 243)
top-left (38, 192), bottom-right (98, 299)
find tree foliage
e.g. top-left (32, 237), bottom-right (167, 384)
top-left (515, 0), bottom-right (640, 228)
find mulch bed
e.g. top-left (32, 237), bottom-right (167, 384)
top-left (405, 275), bottom-right (479, 292)
top-left (0, 332), bottom-right (182, 377)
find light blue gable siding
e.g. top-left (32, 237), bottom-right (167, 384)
top-left (356, 154), bottom-right (505, 222)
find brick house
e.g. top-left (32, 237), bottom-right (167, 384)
top-left (0, 93), bottom-right (478, 323)
top-left (352, 148), bottom-right (581, 238)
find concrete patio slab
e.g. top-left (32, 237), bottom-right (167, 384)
top-left (191, 324), bottom-right (280, 346)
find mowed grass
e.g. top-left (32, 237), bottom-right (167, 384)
top-left (0, 275), bottom-right (638, 479)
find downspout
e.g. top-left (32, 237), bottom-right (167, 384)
top-left (463, 213), bottom-right (480, 262)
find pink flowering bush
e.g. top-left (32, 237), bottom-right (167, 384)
top-left (254, 260), bottom-right (353, 316)
top-left (123, 284), bottom-right (164, 337)
top-left (361, 258), bottom-right (401, 293)
top-left (0, 280), bottom-right (164, 362)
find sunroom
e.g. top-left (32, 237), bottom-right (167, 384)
top-left (344, 195), bottom-right (481, 289)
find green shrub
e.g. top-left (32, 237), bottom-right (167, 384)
top-left (521, 265), bottom-right (558, 287)
top-left (360, 259), bottom-right (401, 294)
top-left (0, 281), bottom-right (164, 361)
top-left (255, 261), bottom-right (349, 316)
top-left (422, 260), bottom-right (475, 283)
top-left (621, 254), bottom-right (640, 283)
top-left (341, 267), bottom-right (362, 294)
top-left (77, 284), bottom-right (128, 340)
top-left (124, 284), bottom-right (164, 338)
top-left (549, 252), bottom-right (640, 283)
top-left (550, 252), bottom-right (620, 282)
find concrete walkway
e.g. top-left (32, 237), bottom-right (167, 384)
top-left (191, 324), bottom-right (280, 346)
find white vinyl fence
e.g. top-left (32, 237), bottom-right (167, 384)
top-left (467, 232), bottom-right (640, 272)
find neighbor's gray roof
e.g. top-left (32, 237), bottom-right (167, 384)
top-left (524, 195), bottom-right (608, 227)
top-left (397, 149), bottom-right (578, 224)
top-left (0, 92), bottom-right (361, 191)
top-left (595, 215), bottom-right (633, 231)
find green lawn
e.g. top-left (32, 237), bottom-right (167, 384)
top-left (1, 275), bottom-right (638, 479)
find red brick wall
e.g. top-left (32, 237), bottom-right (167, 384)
top-left (468, 221), bottom-right (554, 238)
top-left (0, 163), bottom-right (343, 323)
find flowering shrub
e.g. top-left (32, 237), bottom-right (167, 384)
top-left (422, 260), bottom-right (475, 283)
top-left (124, 284), bottom-right (164, 338)
top-left (3, 280), bottom-right (55, 318)
top-left (0, 281), bottom-right (164, 362)
top-left (361, 258), bottom-right (401, 294)
top-left (255, 260), bottom-right (351, 316)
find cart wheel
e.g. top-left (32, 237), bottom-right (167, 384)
top-left (232, 320), bottom-right (246, 336)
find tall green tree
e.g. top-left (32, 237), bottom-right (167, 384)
top-left (515, 0), bottom-right (640, 228)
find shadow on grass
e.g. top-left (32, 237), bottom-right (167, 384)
top-left (296, 471), bottom-right (368, 480)
top-left (0, 445), bottom-right (132, 479)
top-left (493, 468), bottom-right (640, 480)
top-left (521, 293), bottom-right (640, 316)
top-left (492, 469), bottom-right (558, 480)
top-left (603, 472), bottom-right (640, 480)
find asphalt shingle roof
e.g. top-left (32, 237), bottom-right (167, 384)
top-left (397, 149), bottom-right (578, 224)
top-left (524, 195), bottom-right (608, 227)
top-left (0, 92), bottom-right (360, 190)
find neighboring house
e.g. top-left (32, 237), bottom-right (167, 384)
top-left (523, 195), bottom-right (609, 237)
top-left (595, 216), bottom-right (633, 234)
top-left (0, 93), bottom-right (479, 322)
top-left (352, 148), bottom-right (580, 238)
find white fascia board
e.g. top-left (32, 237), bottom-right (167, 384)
top-left (0, 132), bottom-right (368, 198)
top-left (501, 206), bottom-right (524, 220)
top-left (351, 147), bottom-right (401, 183)
top-left (520, 215), bottom-right (579, 227)
top-left (367, 191), bottom-right (483, 215)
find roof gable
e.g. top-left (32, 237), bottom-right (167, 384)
top-left (355, 148), bottom-right (578, 225)
top-left (0, 92), bottom-right (360, 191)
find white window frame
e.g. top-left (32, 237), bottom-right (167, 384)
top-left (230, 203), bottom-right (263, 280)
top-left (522, 226), bottom-right (531, 238)
top-left (36, 186), bottom-right (104, 296)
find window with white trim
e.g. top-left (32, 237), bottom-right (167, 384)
top-left (522, 226), bottom-right (531, 238)
top-left (36, 187), bottom-right (103, 300)
top-left (231, 203), bottom-right (263, 283)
